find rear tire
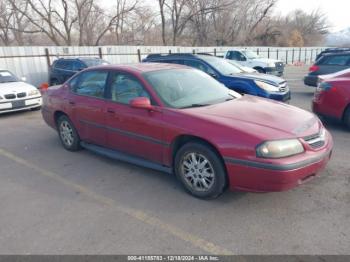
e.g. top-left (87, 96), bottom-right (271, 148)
top-left (174, 142), bottom-right (227, 199)
top-left (344, 107), bottom-right (350, 129)
top-left (57, 115), bottom-right (81, 151)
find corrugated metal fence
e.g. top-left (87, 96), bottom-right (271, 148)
top-left (0, 46), bottom-right (327, 87)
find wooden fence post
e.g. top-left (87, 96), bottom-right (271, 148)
top-left (285, 50), bottom-right (288, 64)
top-left (98, 47), bottom-right (103, 59)
top-left (292, 48), bottom-right (295, 64)
top-left (45, 48), bottom-right (50, 69)
top-left (276, 49), bottom-right (279, 60)
top-left (267, 48), bottom-right (270, 58)
top-left (214, 48), bottom-right (217, 57)
top-left (137, 49), bottom-right (141, 62)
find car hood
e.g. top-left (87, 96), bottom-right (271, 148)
top-left (226, 72), bottom-right (285, 86)
top-left (183, 95), bottom-right (321, 139)
top-left (0, 81), bottom-right (37, 95)
top-left (253, 57), bottom-right (282, 64)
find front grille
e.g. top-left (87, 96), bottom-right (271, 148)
top-left (275, 62), bottom-right (284, 72)
top-left (4, 94), bottom-right (16, 99)
top-left (17, 92), bottom-right (26, 98)
top-left (303, 129), bottom-right (326, 149)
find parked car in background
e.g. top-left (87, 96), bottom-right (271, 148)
top-left (304, 51), bottom-right (350, 87)
top-left (49, 57), bottom-right (109, 86)
top-left (142, 54), bottom-right (290, 102)
top-left (316, 47), bottom-right (350, 61)
top-left (223, 49), bottom-right (285, 76)
top-left (312, 68), bottom-right (350, 129)
top-left (0, 69), bottom-right (42, 114)
top-left (42, 63), bottom-right (333, 199)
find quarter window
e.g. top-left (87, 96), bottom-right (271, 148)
top-left (73, 71), bottom-right (108, 98)
top-left (109, 72), bottom-right (151, 104)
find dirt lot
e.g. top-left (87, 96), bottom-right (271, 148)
top-left (0, 66), bottom-right (349, 255)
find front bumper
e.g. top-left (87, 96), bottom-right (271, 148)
top-left (304, 75), bottom-right (318, 87)
top-left (224, 135), bottom-right (333, 192)
top-left (0, 97), bottom-right (42, 114)
top-left (264, 90), bottom-right (291, 102)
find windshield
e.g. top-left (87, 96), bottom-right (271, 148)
top-left (82, 59), bottom-right (109, 67)
top-left (200, 56), bottom-right (243, 75)
top-left (143, 69), bottom-right (241, 109)
top-left (0, 70), bottom-right (19, 83)
top-left (242, 51), bottom-right (260, 59)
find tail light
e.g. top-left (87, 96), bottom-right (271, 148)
top-left (309, 65), bottom-right (320, 72)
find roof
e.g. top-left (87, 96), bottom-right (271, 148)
top-left (322, 51), bottom-right (350, 57)
top-left (88, 63), bottom-right (189, 73)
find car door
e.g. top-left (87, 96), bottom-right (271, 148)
top-left (104, 71), bottom-right (164, 164)
top-left (67, 70), bottom-right (109, 146)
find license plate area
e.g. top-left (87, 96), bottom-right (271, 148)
top-left (12, 100), bottom-right (25, 108)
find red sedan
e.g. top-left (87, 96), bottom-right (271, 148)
top-left (42, 63), bottom-right (333, 199)
top-left (312, 69), bottom-right (350, 129)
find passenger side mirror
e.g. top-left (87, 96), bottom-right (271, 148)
top-left (209, 72), bottom-right (218, 79)
top-left (130, 97), bottom-right (153, 110)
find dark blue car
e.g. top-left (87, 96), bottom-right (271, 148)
top-left (142, 54), bottom-right (290, 102)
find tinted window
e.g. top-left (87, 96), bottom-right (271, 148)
top-left (321, 55), bottom-right (350, 66)
top-left (183, 60), bottom-right (214, 74)
top-left (200, 56), bottom-right (243, 75)
top-left (73, 71), bottom-right (108, 98)
top-left (81, 58), bottom-right (109, 67)
top-left (229, 51), bottom-right (246, 61)
top-left (72, 61), bottom-right (85, 71)
top-left (54, 60), bottom-right (65, 69)
top-left (109, 72), bottom-right (150, 104)
top-left (0, 70), bottom-right (18, 83)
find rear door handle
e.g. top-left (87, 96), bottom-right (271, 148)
top-left (107, 108), bottom-right (115, 114)
top-left (68, 100), bottom-right (75, 105)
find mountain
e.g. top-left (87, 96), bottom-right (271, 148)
top-left (326, 28), bottom-right (350, 47)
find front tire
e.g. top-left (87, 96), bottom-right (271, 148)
top-left (57, 115), bottom-right (81, 151)
top-left (174, 142), bottom-right (227, 199)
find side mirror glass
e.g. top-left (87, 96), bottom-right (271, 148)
top-left (130, 97), bottom-right (153, 110)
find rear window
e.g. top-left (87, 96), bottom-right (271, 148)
top-left (319, 55), bottom-right (350, 66)
top-left (81, 58), bottom-right (109, 67)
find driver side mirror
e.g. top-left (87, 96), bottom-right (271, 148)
top-left (130, 97), bottom-right (153, 111)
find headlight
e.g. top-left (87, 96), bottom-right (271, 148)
top-left (254, 80), bottom-right (280, 92)
top-left (28, 89), bottom-right (40, 96)
top-left (256, 139), bottom-right (304, 158)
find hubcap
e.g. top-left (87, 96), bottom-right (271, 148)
top-left (59, 121), bottom-right (74, 147)
top-left (180, 152), bottom-right (215, 192)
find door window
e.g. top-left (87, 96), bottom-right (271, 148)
top-left (108, 72), bottom-right (151, 104)
top-left (73, 70), bottom-right (108, 98)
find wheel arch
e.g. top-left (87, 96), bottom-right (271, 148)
top-left (170, 135), bottom-right (227, 172)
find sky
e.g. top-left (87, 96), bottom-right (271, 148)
top-left (275, 0), bottom-right (349, 32)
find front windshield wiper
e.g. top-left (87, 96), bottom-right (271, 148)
top-left (180, 103), bottom-right (211, 109)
